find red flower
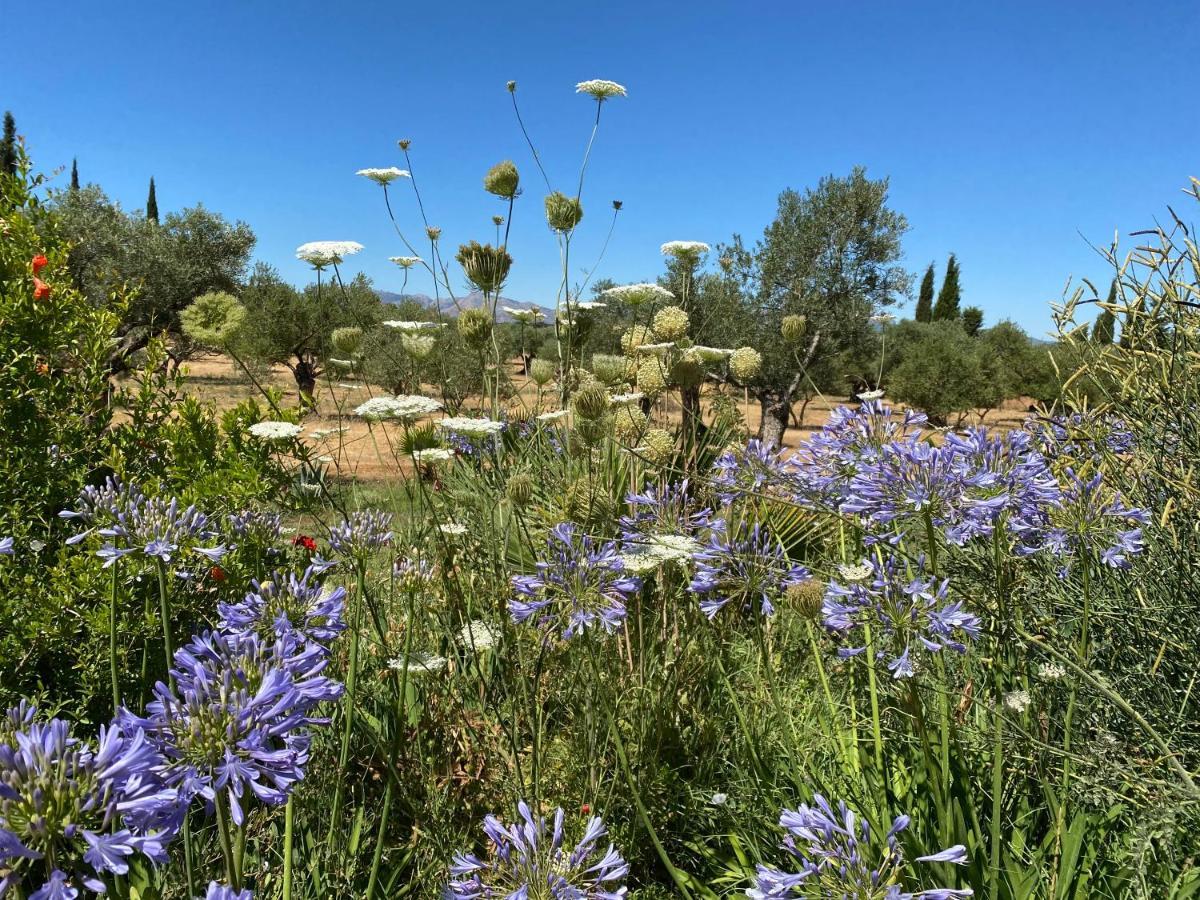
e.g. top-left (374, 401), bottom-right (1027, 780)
top-left (31, 255), bottom-right (48, 274)
top-left (580, 803), bottom-right (591, 815)
top-left (209, 565), bottom-right (227, 582)
top-left (292, 534), bottom-right (317, 552)
top-left (32, 277), bottom-right (50, 300)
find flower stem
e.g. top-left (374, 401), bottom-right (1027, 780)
top-left (154, 560), bottom-right (175, 681)
top-left (109, 564), bottom-right (121, 714)
top-left (328, 564), bottom-right (367, 853)
top-left (282, 795), bottom-right (295, 900)
top-left (215, 801), bottom-right (241, 891)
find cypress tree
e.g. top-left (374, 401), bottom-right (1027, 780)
top-left (70, 158), bottom-right (80, 190)
top-left (962, 305), bottom-right (984, 336)
top-left (932, 253), bottom-right (961, 321)
top-left (915, 262), bottom-right (935, 323)
top-left (146, 176), bottom-right (159, 224)
top-left (1, 112), bottom-right (17, 176)
top-left (1092, 279), bottom-right (1117, 344)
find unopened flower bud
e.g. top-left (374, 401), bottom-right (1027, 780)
top-left (641, 428), bottom-right (675, 465)
top-left (729, 346), bottom-right (762, 381)
top-left (572, 385), bottom-right (611, 421)
top-left (545, 192), bottom-right (583, 233)
top-left (506, 473), bottom-right (534, 508)
top-left (530, 358), bottom-right (556, 386)
top-left (781, 314), bottom-right (807, 344)
top-left (652, 305), bottom-right (690, 341)
top-left (457, 308), bottom-right (493, 347)
top-left (484, 160), bottom-right (520, 199)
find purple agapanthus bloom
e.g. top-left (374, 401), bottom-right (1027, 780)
top-left (446, 800), bottom-right (628, 899)
top-left (689, 521), bottom-right (810, 619)
top-left (0, 537), bottom-right (12, 556)
top-left (122, 630), bottom-right (343, 826)
top-left (841, 440), bottom-right (967, 545)
top-left (205, 883), bottom-right (253, 900)
top-left (1024, 411), bottom-right (1135, 462)
top-left (0, 707), bottom-right (177, 898)
top-left (619, 478), bottom-right (712, 542)
top-left (225, 510), bottom-right (284, 548)
top-left (822, 555), bottom-right (980, 678)
top-left (711, 440), bottom-right (795, 506)
top-left (785, 400), bottom-right (928, 511)
top-left (1038, 469), bottom-right (1149, 570)
top-left (749, 794), bottom-right (972, 899)
top-left (510, 523), bottom-right (640, 639)
top-left (328, 510), bottom-right (394, 562)
top-left (218, 565), bottom-right (347, 649)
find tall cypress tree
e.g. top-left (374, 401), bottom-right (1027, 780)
top-left (962, 305), bottom-right (984, 336)
top-left (0, 112), bottom-right (17, 176)
top-left (146, 176), bottom-right (159, 224)
top-left (932, 253), bottom-right (961, 321)
top-left (1092, 280), bottom-right (1117, 344)
top-left (915, 262), bottom-right (935, 323)
top-left (70, 158), bottom-right (80, 191)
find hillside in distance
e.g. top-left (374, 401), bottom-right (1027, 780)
top-left (376, 290), bottom-right (552, 323)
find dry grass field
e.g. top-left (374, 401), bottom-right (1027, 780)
top-left (171, 353), bottom-right (1035, 481)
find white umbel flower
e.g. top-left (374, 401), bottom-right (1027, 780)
top-left (857, 389), bottom-right (885, 401)
top-left (388, 652), bottom-right (448, 676)
top-left (357, 167), bottom-right (410, 186)
top-left (837, 562), bottom-right (874, 582)
top-left (412, 448), bottom-right (454, 464)
top-left (248, 421), bottom-right (302, 441)
top-left (576, 79), bottom-right (627, 100)
top-left (383, 320), bottom-right (444, 332)
top-left (869, 313), bottom-right (896, 324)
top-left (295, 241), bottom-right (364, 268)
top-left (688, 346), bottom-right (734, 363)
top-left (1004, 690), bottom-right (1032, 714)
top-left (1038, 662), bottom-right (1067, 681)
top-left (310, 426), bottom-right (348, 440)
top-left (439, 523), bottom-right (468, 536)
top-left (459, 619), bottom-right (500, 651)
top-left (389, 256), bottom-right (423, 268)
top-left (536, 410), bottom-right (569, 423)
top-left (609, 392), bottom-right (645, 406)
top-left (503, 306), bottom-right (546, 323)
top-left (355, 395), bottom-right (443, 421)
top-left (602, 283), bottom-right (675, 306)
top-left (660, 240), bottom-right (710, 258)
top-left (635, 341), bottom-right (675, 354)
top-left (437, 416), bottom-right (504, 438)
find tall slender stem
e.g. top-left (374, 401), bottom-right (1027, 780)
top-left (328, 564), bottom-right (367, 852)
top-left (154, 560), bottom-right (175, 680)
top-left (282, 796), bottom-right (295, 900)
top-left (109, 564), bottom-right (121, 714)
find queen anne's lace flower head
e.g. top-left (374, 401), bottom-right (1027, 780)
top-left (575, 79), bottom-right (627, 100)
top-left (437, 416), bottom-right (505, 439)
top-left (602, 283), bottom-right (675, 306)
top-left (382, 320), bottom-right (444, 332)
top-left (295, 241), bottom-right (363, 269)
top-left (660, 240), bottom-right (710, 258)
top-left (503, 306), bottom-right (546, 323)
top-left (355, 395), bottom-right (443, 421)
top-left (356, 167), bottom-right (410, 186)
top-left (389, 256), bottom-right (423, 268)
top-left (248, 421), bottom-right (302, 442)
top-left (446, 800), bottom-right (629, 899)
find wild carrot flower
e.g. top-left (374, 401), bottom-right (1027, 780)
top-left (660, 240), bottom-right (710, 257)
top-left (0, 708), bottom-right (177, 898)
top-left (295, 241), bottom-right (363, 268)
top-left (123, 630), bottom-right (342, 826)
top-left (436, 416), bottom-right (505, 439)
top-left (354, 394), bottom-right (443, 421)
top-left (575, 79), bottom-right (627, 100)
top-left (355, 167), bottom-right (410, 186)
top-left (247, 421), bottom-right (302, 442)
top-left (328, 511), bottom-right (394, 562)
top-left (822, 555), bottom-right (980, 678)
top-left (689, 521), bottom-right (810, 619)
top-left (446, 800), bottom-right (629, 899)
top-left (510, 523), bottom-right (640, 639)
top-left (749, 794), bottom-right (971, 899)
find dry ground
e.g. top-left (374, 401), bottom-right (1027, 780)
top-left (171, 354), bottom-right (1033, 482)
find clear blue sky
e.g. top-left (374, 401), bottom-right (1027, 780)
top-left (6, 0), bottom-right (1197, 336)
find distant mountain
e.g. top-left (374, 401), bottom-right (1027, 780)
top-left (376, 290), bottom-right (552, 324)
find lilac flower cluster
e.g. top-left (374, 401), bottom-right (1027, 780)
top-left (328, 510), bottom-right (394, 561)
top-left (122, 626), bottom-right (343, 826)
top-left (446, 800), bottom-right (628, 899)
top-left (822, 556), bottom-right (980, 678)
top-left (689, 521), bottom-right (810, 620)
top-left (510, 523), bottom-right (640, 638)
top-left (749, 794), bottom-right (971, 899)
top-left (0, 704), bottom-right (177, 898)
top-left (60, 478), bottom-right (225, 568)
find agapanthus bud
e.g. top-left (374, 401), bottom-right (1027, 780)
top-left (398, 139), bottom-right (412, 150)
top-left (636, 356), bottom-right (669, 396)
top-left (456, 241), bottom-right (512, 294)
top-left (506, 473), bottom-right (534, 508)
top-left (181, 291), bottom-right (246, 348)
top-left (331, 326), bottom-right (363, 355)
top-left (612, 404), bottom-right (648, 444)
top-left (544, 192), bottom-right (583, 233)
top-left (530, 358), bottom-right (556, 386)
top-left (641, 428), bottom-right (675, 465)
top-left (620, 324), bottom-right (653, 357)
top-left (729, 346), bottom-right (763, 381)
top-left (652, 305), bottom-right (690, 341)
top-left (572, 385), bottom-right (611, 421)
top-left (457, 308), bottom-right (493, 347)
top-left (787, 580), bottom-right (825, 620)
top-left (781, 314), bottom-right (807, 344)
top-left (590, 353), bottom-right (628, 386)
top-left (484, 160), bottom-right (520, 199)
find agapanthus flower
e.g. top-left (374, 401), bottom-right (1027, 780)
top-left (1024, 411), bottom-right (1135, 462)
top-left (0, 707), bottom-right (177, 898)
top-left (575, 79), bottom-right (627, 100)
top-left (601, 283), bottom-right (675, 306)
top-left (689, 521), bottom-right (810, 619)
top-left (660, 240), bottom-right (710, 257)
top-left (711, 440), bottom-right (795, 506)
top-left (1039, 469), bottom-right (1148, 569)
top-left (204, 883), bottom-right (253, 900)
top-left (446, 800), bottom-right (628, 899)
top-left (247, 421), bottom-right (302, 442)
top-left (225, 510), bottom-right (284, 548)
top-left (354, 394), bottom-right (443, 421)
top-left (0, 537), bottom-right (11, 556)
top-left (620, 479), bottom-right (712, 542)
top-left (356, 167), bottom-right (410, 186)
top-left (295, 241), bottom-right (363, 268)
top-left (218, 564), bottom-right (346, 649)
top-left (510, 523), bottom-right (640, 639)
top-left (122, 630), bottom-right (342, 826)
top-left (328, 510), bottom-right (394, 561)
top-left (749, 794), bottom-right (971, 899)
top-left (821, 555), bottom-right (979, 678)
top-left (393, 556), bottom-right (435, 590)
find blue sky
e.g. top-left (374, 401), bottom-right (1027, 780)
top-left (6, 0), bottom-right (1197, 336)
